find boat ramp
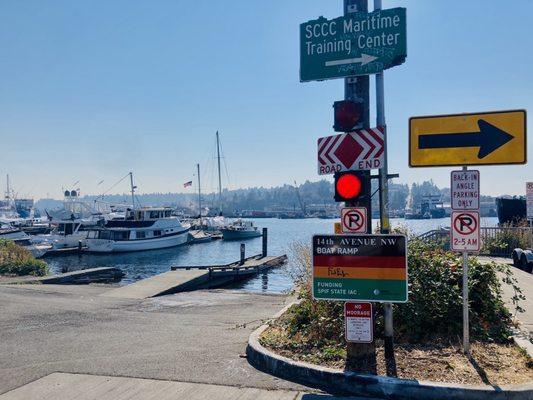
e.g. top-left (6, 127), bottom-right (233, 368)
top-left (103, 253), bottom-right (287, 299)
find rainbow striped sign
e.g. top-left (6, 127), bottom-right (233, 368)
top-left (312, 234), bottom-right (408, 302)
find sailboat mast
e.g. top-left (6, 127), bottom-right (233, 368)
top-left (197, 163), bottom-right (202, 222)
top-left (129, 172), bottom-right (135, 211)
top-left (216, 131), bottom-right (222, 214)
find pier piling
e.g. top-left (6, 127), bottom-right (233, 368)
top-left (240, 244), bottom-right (245, 265)
top-left (262, 228), bottom-right (268, 258)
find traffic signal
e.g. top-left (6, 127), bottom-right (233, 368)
top-left (334, 171), bottom-right (369, 203)
top-left (333, 100), bottom-right (363, 132)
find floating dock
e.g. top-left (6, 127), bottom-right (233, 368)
top-left (0, 267), bottom-right (124, 285)
top-left (103, 254), bottom-right (287, 299)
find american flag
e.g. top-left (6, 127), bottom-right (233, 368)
top-left (183, 181), bottom-right (193, 188)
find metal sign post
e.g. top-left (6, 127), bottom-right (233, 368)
top-left (373, 0), bottom-right (394, 362)
top-left (343, 0), bottom-right (373, 366)
top-left (463, 250), bottom-right (469, 353)
top-left (460, 166), bottom-right (470, 353)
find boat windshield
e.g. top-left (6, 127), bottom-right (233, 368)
top-left (57, 223), bottom-right (78, 235)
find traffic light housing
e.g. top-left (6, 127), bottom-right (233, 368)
top-left (334, 171), bottom-right (369, 203)
top-left (333, 100), bottom-right (363, 132)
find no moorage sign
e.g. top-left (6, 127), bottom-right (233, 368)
top-left (300, 8), bottom-right (407, 82)
top-left (312, 234), bottom-right (407, 302)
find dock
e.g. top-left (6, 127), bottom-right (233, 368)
top-left (0, 267), bottom-right (124, 285)
top-left (103, 254), bottom-right (287, 299)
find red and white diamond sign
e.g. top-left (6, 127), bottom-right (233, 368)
top-left (317, 127), bottom-right (384, 175)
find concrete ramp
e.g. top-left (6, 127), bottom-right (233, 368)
top-left (103, 269), bottom-right (209, 299)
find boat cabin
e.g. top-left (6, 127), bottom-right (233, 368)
top-left (126, 207), bottom-right (173, 221)
top-left (87, 207), bottom-right (186, 242)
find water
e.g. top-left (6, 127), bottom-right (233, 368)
top-left (46, 217), bottom-right (499, 293)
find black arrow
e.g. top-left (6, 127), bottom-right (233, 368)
top-left (418, 119), bottom-right (514, 159)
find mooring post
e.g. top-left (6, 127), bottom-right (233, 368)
top-left (262, 228), bottom-right (268, 257)
top-left (240, 243), bottom-right (245, 265)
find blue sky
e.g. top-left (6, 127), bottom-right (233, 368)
top-left (0, 0), bottom-right (531, 199)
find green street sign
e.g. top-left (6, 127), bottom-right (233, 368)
top-left (300, 8), bottom-right (407, 82)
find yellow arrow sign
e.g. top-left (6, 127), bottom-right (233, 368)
top-left (409, 110), bottom-right (526, 167)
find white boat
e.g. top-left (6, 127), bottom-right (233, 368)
top-left (0, 224), bottom-right (29, 241)
top-left (31, 218), bottom-right (102, 250)
top-left (86, 207), bottom-right (189, 253)
top-left (12, 238), bottom-right (53, 258)
top-left (221, 219), bottom-right (262, 240)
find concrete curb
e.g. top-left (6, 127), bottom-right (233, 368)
top-left (246, 305), bottom-right (533, 400)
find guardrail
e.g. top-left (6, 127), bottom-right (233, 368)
top-left (479, 226), bottom-right (533, 257)
top-left (417, 226), bottom-right (533, 257)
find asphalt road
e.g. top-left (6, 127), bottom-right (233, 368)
top-left (0, 284), bottom-right (309, 395)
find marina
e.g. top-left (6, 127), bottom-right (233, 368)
top-left (42, 217), bottom-right (500, 292)
top-left (1, 2), bottom-right (532, 397)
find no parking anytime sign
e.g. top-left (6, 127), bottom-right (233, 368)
top-left (451, 211), bottom-right (480, 252)
top-left (341, 207), bottom-right (367, 233)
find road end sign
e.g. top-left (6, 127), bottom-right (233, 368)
top-left (451, 211), bottom-right (480, 252)
top-left (312, 234), bottom-right (407, 302)
top-left (527, 182), bottom-right (533, 220)
top-left (451, 170), bottom-right (479, 210)
top-left (409, 110), bottom-right (526, 167)
top-left (341, 207), bottom-right (367, 233)
top-left (318, 127), bottom-right (384, 174)
top-left (300, 8), bottom-right (406, 82)
top-left (345, 302), bottom-right (373, 343)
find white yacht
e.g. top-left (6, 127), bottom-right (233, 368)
top-left (31, 218), bottom-right (103, 250)
top-left (220, 219), bottom-right (262, 240)
top-left (86, 207), bottom-right (190, 253)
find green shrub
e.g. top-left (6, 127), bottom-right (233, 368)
top-left (285, 236), bottom-right (522, 345)
top-left (482, 225), bottom-right (531, 256)
top-left (391, 238), bottom-right (517, 342)
top-left (0, 239), bottom-right (49, 277)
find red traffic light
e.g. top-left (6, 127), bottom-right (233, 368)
top-left (333, 100), bottom-right (363, 132)
top-left (336, 173), bottom-right (361, 199)
top-left (334, 171), bottom-right (367, 202)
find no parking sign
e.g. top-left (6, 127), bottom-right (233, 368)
top-left (340, 207), bottom-right (367, 233)
top-left (451, 211), bottom-right (480, 252)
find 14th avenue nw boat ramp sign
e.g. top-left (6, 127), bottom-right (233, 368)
top-left (312, 234), bottom-right (407, 302)
top-left (300, 8), bottom-right (406, 81)
top-left (409, 110), bottom-right (527, 167)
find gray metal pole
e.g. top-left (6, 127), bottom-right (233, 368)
top-left (463, 251), bottom-right (469, 353)
top-left (344, 0), bottom-right (371, 233)
top-left (462, 165), bottom-right (470, 353)
top-left (344, 0), bottom-right (375, 368)
top-left (374, 0), bottom-right (394, 358)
